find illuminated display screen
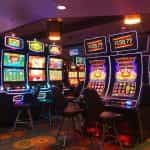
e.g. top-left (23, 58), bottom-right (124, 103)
top-left (29, 56), bottom-right (45, 68)
top-left (84, 36), bottom-right (106, 55)
top-left (3, 53), bottom-right (25, 67)
top-left (68, 71), bottom-right (78, 86)
top-left (76, 57), bottom-right (85, 66)
top-left (79, 72), bottom-right (85, 78)
top-left (69, 48), bottom-right (79, 56)
top-left (29, 40), bottom-right (44, 52)
top-left (49, 70), bottom-right (62, 81)
top-left (110, 31), bottom-right (138, 52)
top-left (49, 45), bottom-right (61, 55)
top-left (112, 56), bottom-right (138, 97)
top-left (4, 68), bottom-right (25, 82)
top-left (49, 58), bottom-right (63, 69)
top-left (5, 36), bottom-right (24, 49)
top-left (69, 72), bottom-right (78, 78)
top-left (88, 59), bottom-right (107, 95)
top-left (29, 69), bottom-right (45, 81)
top-left (89, 60), bottom-right (106, 81)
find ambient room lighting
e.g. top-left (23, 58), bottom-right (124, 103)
top-left (124, 14), bottom-right (141, 25)
top-left (57, 5), bottom-right (67, 10)
top-left (48, 19), bottom-right (62, 41)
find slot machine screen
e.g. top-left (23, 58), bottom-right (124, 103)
top-left (49, 44), bottom-right (61, 55)
top-left (69, 72), bottom-right (78, 78)
top-left (5, 36), bottom-right (24, 49)
top-left (76, 57), bottom-right (85, 66)
top-left (29, 56), bottom-right (45, 68)
top-left (89, 60), bottom-right (106, 81)
top-left (88, 60), bottom-right (107, 95)
top-left (49, 58), bottom-right (63, 69)
top-left (3, 53), bottom-right (25, 67)
top-left (49, 70), bottom-right (62, 81)
top-left (69, 48), bottom-right (79, 56)
top-left (112, 56), bottom-right (138, 97)
top-left (4, 68), bottom-right (25, 82)
top-left (79, 72), bottom-right (85, 79)
top-left (29, 69), bottom-right (45, 81)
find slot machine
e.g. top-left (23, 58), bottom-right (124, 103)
top-left (48, 43), bottom-right (63, 89)
top-left (84, 36), bottom-right (110, 97)
top-left (75, 56), bottom-right (86, 83)
top-left (28, 39), bottom-right (49, 101)
top-left (2, 35), bottom-right (28, 96)
top-left (104, 31), bottom-right (150, 142)
top-left (106, 53), bottom-right (142, 108)
top-left (105, 31), bottom-right (149, 109)
top-left (48, 57), bottom-right (63, 87)
top-left (68, 63), bottom-right (79, 87)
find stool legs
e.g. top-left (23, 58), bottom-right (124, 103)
top-left (13, 108), bottom-right (34, 130)
top-left (101, 119), bottom-right (124, 150)
top-left (27, 108), bottom-right (33, 129)
top-left (113, 120), bottom-right (123, 150)
top-left (13, 110), bottom-right (22, 130)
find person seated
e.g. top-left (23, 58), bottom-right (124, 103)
top-left (81, 88), bottom-right (104, 129)
top-left (73, 81), bottom-right (84, 97)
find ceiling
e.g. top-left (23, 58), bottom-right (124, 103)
top-left (0, 0), bottom-right (150, 33)
top-left (5, 16), bottom-right (122, 40)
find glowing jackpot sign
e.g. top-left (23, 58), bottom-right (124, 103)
top-left (5, 36), bottom-right (24, 50)
top-left (109, 31), bottom-right (138, 52)
top-left (29, 40), bottom-right (44, 52)
top-left (84, 36), bottom-right (107, 55)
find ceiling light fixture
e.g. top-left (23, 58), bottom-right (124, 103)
top-left (57, 5), bottom-right (67, 10)
top-left (124, 14), bottom-right (141, 25)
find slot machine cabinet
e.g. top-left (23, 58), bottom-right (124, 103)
top-left (78, 65), bottom-right (86, 82)
top-left (104, 31), bottom-right (150, 142)
top-left (28, 39), bottom-right (49, 99)
top-left (75, 56), bottom-right (86, 83)
top-left (84, 36), bottom-right (109, 97)
top-left (68, 64), bottom-right (79, 87)
top-left (106, 53), bottom-right (142, 108)
top-left (48, 57), bottom-right (63, 88)
top-left (105, 31), bottom-right (149, 109)
top-left (48, 43), bottom-right (64, 91)
top-left (2, 35), bottom-right (28, 94)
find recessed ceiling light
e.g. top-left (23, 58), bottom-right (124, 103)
top-left (57, 5), bottom-right (67, 10)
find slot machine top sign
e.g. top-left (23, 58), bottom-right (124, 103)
top-left (84, 36), bottom-right (107, 56)
top-left (5, 36), bottom-right (24, 50)
top-left (49, 44), bottom-right (62, 56)
top-left (29, 40), bottom-right (44, 52)
top-left (109, 31), bottom-right (138, 52)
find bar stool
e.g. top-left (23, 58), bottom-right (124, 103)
top-left (13, 95), bottom-right (34, 130)
top-left (13, 103), bottom-right (33, 130)
top-left (99, 111), bottom-right (124, 150)
top-left (56, 103), bottom-right (83, 138)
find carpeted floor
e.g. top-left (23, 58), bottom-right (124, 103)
top-left (0, 121), bottom-right (147, 150)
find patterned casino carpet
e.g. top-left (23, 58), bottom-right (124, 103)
top-left (0, 122), bottom-right (149, 150)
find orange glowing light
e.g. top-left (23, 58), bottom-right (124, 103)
top-left (124, 14), bottom-right (141, 25)
top-left (48, 32), bottom-right (61, 41)
top-left (116, 69), bottom-right (137, 81)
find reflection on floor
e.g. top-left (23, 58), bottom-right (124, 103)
top-left (0, 121), bottom-right (137, 150)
